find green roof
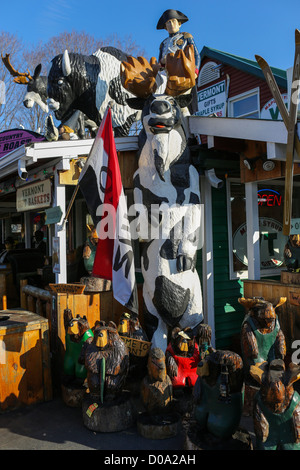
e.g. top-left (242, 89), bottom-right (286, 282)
top-left (200, 46), bottom-right (287, 89)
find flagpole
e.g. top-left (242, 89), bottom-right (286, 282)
top-left (58, 105), bottom-right (113, 231)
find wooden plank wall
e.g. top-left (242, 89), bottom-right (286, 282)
top-left (211, 186), bottom-right (245, 350)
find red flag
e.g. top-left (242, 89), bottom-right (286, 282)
top-left (79, 107), bottom-right (138, 313)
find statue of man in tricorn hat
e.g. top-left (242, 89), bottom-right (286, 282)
top-left (157, 9), bottom-right (200, 77)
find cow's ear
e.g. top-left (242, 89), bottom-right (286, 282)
top-left (175, 93), bottom-right (193, 109)
top-left (126, 97), bottom-right (146, 110)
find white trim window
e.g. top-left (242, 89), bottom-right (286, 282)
top-left (228, 88), bottom-right (260, 119)
top-left (226, 178), bottom-right (293, 280)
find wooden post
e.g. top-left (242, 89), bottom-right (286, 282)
top-left (54, 167), bottom-right (67, 283)
top-left (245, 182), bottom-right (260, 280)
top-left (1, 295), bottom-right (7, 310)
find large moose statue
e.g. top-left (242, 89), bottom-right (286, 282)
top-left (1, 53), bottom-right (97, 138)
top-left (47, 46), bottom-right (139, 137)
top-left (120, 45), bottom-right (203, 351)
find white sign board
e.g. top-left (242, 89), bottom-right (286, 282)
top-left (261, 94), bottom-right (288, 120)
top-left (196, 80), bottom-right (226, 117)
top-left (233, 217), bottom-right (287, 270)
top-left (291, 218), bottom-right (300, 234)
top-left (16, 179), bottom-right (52, 212)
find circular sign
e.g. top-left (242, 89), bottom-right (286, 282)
top-left (233, 217), bottom-right (287, 269)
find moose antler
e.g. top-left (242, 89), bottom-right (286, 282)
top-left (1, 53), bottom-right (32, 84)
top-left (120, 56), bottom-right (159, 98)
top-left (165, 44), bottom-right (196, 96)
top-left (121, 45), bottom-right (196, 99)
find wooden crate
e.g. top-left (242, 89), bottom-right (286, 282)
top-left (243, 279), bottom-right (299, 352)
top-left (52, 284), bottom-right (144, 370)
top-left (0, 310), bottom-right (52, 411)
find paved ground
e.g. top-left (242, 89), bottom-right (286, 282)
top-left (0, 391), bottom-right (255, 451)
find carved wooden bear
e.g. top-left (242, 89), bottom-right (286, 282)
top-left (193, 350), bottom-right (244, 439)
top-left (250, 359), bottom-right (300, 450)
top-left (141, 347), bottom-right (173, 415)
top-left (63, 309), bottom-right (94, 385)
top-left (197, 323), bottom-right (215, 360)
top-left (117, 312), bottom-right (149, 378)
top-left (166, 326), bottom-right (200, 389)
top-left (238, 297), bottom-right (286, 384)
top-left (80, 320), bottom-right (129, 403)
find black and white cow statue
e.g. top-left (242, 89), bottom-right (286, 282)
top-left (121, 46), bottom-right (203, 351)
top-left (47, 46), bottom-right (139, 137)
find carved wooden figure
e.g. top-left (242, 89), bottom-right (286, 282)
top-left (193, 350), bottom-right (244, 439)
top-left (120, 46), bottom-right (203, 351)
top-left (81, 321), bottom-right (137, 432)
top-left (138, 347), bottom-right (180, 439)
top-left (141, 347), bottom-right (173, 415)
top-left (239, 297), bottom-right (286, 378)
top-left (166, 326), bottom-right (200, 389)
top-left (63, 309), bottom-right (94, 385)
top-left (284, 234), bottom-right (300, 271)
top-left (197, 323), bottom-right (215, 360)
top-left (250, 359), bottom-right (300, 450)
top-left (80, 320), bottom-right (129, 403)
top-left (239, 296), bottom-right (286, 415)
top-left (82, 225), bottom-right (99, 274)
top-left (117, 311), bottom-right (149, 378)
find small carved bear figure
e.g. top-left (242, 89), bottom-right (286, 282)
top-left (117, 312), bottom-right (149, 378)
top-left (250, 359), bottom-right (300, 450)
top-left (284, 234), bottom-right (300, 271)
top-left (193, 350), bottom-right (244, 439)
top-left (165, 326), bottom-right (200, 389)
top-left (141, 347), bottom-right (173, 415)
top-left (197, 323), bottom-right (215, 360)
top-left (80, 320), bottom-right (129, 403)
top-left (63, 309), bottom-right (94, 385)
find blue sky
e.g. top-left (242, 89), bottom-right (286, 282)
top-left (2, 0), bottom-right (300, 70)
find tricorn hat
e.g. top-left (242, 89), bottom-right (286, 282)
top-left (156, 9), bottom-right (189, 30)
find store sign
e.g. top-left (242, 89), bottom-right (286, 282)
top-left (257, 189), bottom-right (282, 207)
top-left (233, 217), bottom-right (287, 270)
top-left (0, 128), bottom-right (44, 159)
top-left (196, 80), bottom-right (226, 117)
top-left (16, 179), bottom-right (52, 212)
top-left (45, 206), bottom-right (63, 225)
top-left (260, 94), bottom-right (288, 120)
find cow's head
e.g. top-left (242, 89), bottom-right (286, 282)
top-left (1, 54), bottom-right (48, 112)
top-left (121, 47), bottom-right (195, 178)
top-left (121, 46), bottom-right (195, 136)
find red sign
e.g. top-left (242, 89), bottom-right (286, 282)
top-left (0, 128), bottom-right (44, 159)
top-left (258, 189), bottom-right (282, 207)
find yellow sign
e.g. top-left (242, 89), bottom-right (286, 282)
top-left (119, 336), bottom-right (151, 357)
top-left (49, 283), bottom-right (86, 294)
